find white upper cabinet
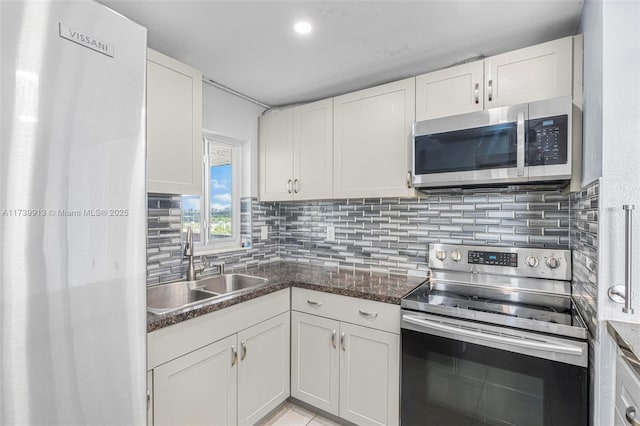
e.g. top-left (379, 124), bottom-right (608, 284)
top-left (293, 99), bottom-right (333, 201)
top-left (259, 108), bottom-right (294, 201)
top-left (415, 61), bottom-right (484, 120)
top-left (146, 48), bottom-right (202, 195)
top-left (259, 99), bottom-right (333, 201)
top-left (485, 37), bottom-right (573, 108)
top-left (415, 37), bottom-right (574, 120)
top-left (333, 78), bottom-right (416, 199)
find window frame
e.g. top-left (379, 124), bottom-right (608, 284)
top-left (193, 131), bottom-right (243, 254)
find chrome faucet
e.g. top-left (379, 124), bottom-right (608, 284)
top-left (184, 226), bottom-right (205, 281)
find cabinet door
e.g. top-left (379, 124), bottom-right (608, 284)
top-left (147, 48), bottom-right (202, 195)
top-left (153, 335), bottom-right (237, 426)
top-left (485, 37), bottom-right (572, 108)
top-left (415, 61), bottom-right (484, 120)
top-left (259, 109), bottom-right (294, 201)
top-left (339, 323), bottom-right (400, 426)
top-left (615, 356), bottom-right (640, 426)
top-left (293, 99), bottom-right (333, 200)
top-left (238, 312), bottom-right (290, 425)
top-left (291, 311), bottom-right (340, 415)
top-left (333, 78), bottom-right (416, 199)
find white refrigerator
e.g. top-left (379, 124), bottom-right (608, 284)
top-left (1, 0), bottom-right (147, 424)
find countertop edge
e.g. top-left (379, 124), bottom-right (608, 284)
top-left (607, 320), bottom-right (640, 377)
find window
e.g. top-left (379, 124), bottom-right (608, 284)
top-left (182, 132), bottom-right (242, 252)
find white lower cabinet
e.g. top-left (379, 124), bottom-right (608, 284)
top-left (238, 312), bottom-right (291, 425)
top-left (148, 289), bottom-right (290, 426)
top-left (291, 289), bottom-right (400, 426)
top-left (154, 335), bottom-right (237, 426)
top-left (291, 311), bottom-right (340, 415)
top-left (339, 323), bottom-right (399, 426)
top-left (615, 355), bottom-right (640, 426)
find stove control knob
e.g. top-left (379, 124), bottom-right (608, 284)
top-left (546, 257), bottom-right (560, 269)
top-left (451, 250), bottom-right (462, 262)
top-left (435, 250), bottom-right (446, 261)
top-left (526, 256), bottom-right (539, 268)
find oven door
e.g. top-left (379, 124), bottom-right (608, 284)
top-left (401, 311), bottom-right (588, 426)
top-left (413, 103), bottom-right (528, 188)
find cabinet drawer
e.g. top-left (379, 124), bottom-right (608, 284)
top-left (292, 287), bottom-right (400, 334)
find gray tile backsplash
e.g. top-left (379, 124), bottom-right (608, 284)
top-left (147, 195), bottom-right (280, 285)
top-left (147, 190), bottom-right (571, 283)
top-left (570, 180), bottom-right (599, 338)
top-left (279, 192), bottom-right (569, 277)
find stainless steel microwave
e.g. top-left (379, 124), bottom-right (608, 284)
top-left (412, 96), bottom-right (581, 189)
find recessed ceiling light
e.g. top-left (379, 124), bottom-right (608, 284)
top-left (293, 21), bottom-right (312, 35)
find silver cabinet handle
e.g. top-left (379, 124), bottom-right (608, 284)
top-left (474, 83), bottom-right (479, 104)
top-left (359, 309), bottom-right (378, 318)
top-left (516, 111), bottom-right (525, 177)
top-left (627, 406), bottom-right (640, 425)
top-left (624, 205), bottom-right (635, 314)
top-left (240, 341), bottom-right (247, 361)
top-left (340, 331), bottom-right (346, 351)
top-left (287, 179), bottom-right (292, 194)
top-left (307, 299), bottom-right (322, 307)
top-left (331, 330), bottom-right (337, 348)
top-left (231, 345), bottom-right (237, 366)
top-left (147, 390), bottom-right (151, 411)
top-left (406, 171), bottom-right (412, 189)
top-left (294, 178), bottom-right (299, 194)
top-left (488, 79), bottom-right (493, 102)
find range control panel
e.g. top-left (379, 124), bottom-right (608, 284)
top-left (428, 244), bottom-right (572, 280)
top-left (468, 250), bottom-right (518, 267)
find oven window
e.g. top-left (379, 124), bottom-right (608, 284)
top-left (414, 122), bottom-right (517, 175)
top-left (401, 329), bottom-right (587, 426)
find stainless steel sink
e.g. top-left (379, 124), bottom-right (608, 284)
top-left (194, 274), bottom-right (269, 294)
top-left (147, 274), bottom-right (269, 315)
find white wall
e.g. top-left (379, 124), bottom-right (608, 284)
top-left (202, 83), bottom-right (266, 197)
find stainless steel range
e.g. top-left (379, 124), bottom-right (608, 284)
top-left (400, 244), bottom-right (588, 426)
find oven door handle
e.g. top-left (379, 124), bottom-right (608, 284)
top-left (403, 315), bottom-right (583, 356)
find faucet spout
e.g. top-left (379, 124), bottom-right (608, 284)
top-left (184, 226), bottom-right (202, 281)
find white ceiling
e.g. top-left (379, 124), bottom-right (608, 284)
top-left (99, 0), bottom-right (585, 107)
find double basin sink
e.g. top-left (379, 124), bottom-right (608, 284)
top-left (147, 274), bottom-right (269, 315)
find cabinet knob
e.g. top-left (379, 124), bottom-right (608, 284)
top-left (340, 331), bottom-right (346, 351)
top-left (626, 406), bottom-right (640, 425)
top-left (331, 330), bottom-right (337, 349)
top-left (488, 79), bottom-right (493, 102)
top-left (240, 341), bottom-right (247, 361)
top-left (287, 179), bottom-right (292, 194)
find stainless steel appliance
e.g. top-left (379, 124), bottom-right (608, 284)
top-left (401, 244), bottom-right (588, 426)
top-left (1, 1), bottom-right (147, 424)
top-left (412, 96), bottom-right (581, 189)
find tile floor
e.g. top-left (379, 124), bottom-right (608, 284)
top-left (259, 402), bottom-right (343, 426)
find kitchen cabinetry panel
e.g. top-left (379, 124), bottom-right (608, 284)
top-left (339, 322), bottom-right (400, 426)
top-left (415, 61), bottom-right (484, 120)
top-left (147, 48), bottom-right (202, 195)
top-left (293, 99), bottom-right (333, 200)
top-left (485, 37), bottom-right (572, 108)
top-left (237, 312), bottom-right (290, 425)
top-left (333, 78), bottom-right (416, 198)
top-left (153, 334), bottom-right (237, 426)
top-left (291, 311), bottom-right (340, 415)
top-left (259, 108), bottom-right (294, 201)
top-left (615, 355), bottom-right (640, 426)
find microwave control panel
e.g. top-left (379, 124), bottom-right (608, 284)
top-left (526, 114), bottom-right (568, 166)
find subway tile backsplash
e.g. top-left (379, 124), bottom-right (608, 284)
top-left (148, 190), bottom-right (571, 284)
top-left (570, 180), bottom-right (599, 338)
top-left (279, 192), bottom-right (569, 277)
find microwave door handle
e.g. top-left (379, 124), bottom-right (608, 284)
top-left (516, 111), bottom-right (525, 176)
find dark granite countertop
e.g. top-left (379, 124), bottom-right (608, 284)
top-left (608, 321), bottom-right (640, 376)
top-left (147, 262), bottom-right (425, 333)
